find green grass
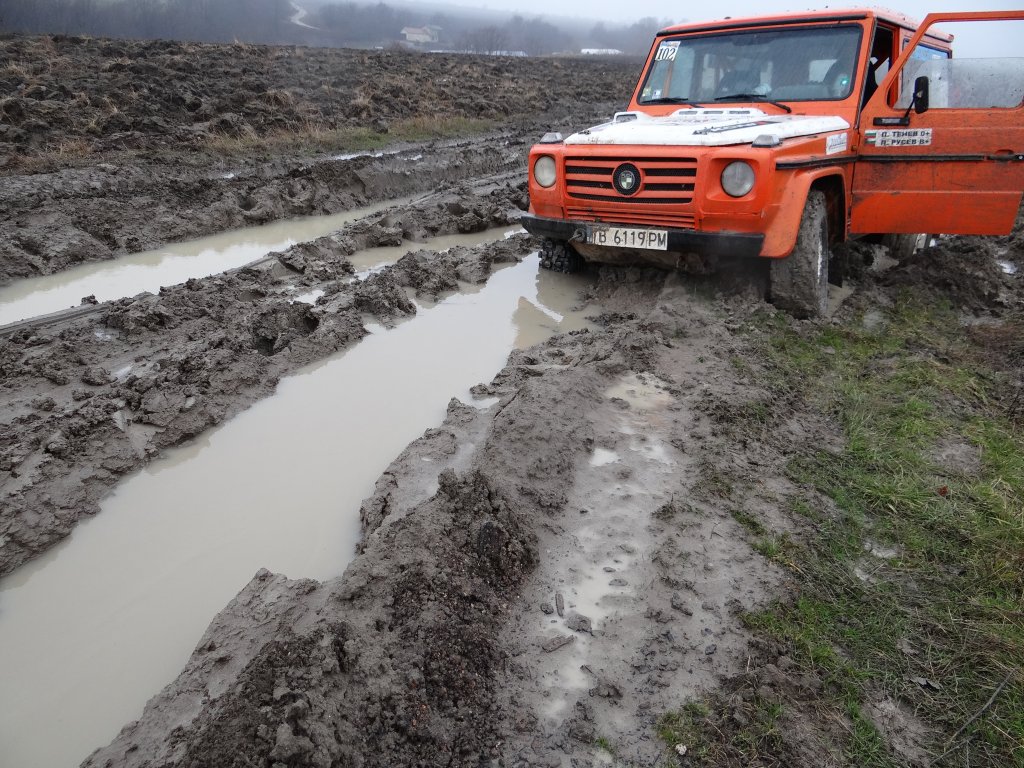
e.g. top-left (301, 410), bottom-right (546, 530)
top-left (760, 297), bottom-right (1023, 766)
top-left (665, 296), bottom-right (1024, 766)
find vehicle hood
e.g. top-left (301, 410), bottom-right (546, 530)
top-left (564, 108), bottom-right (848, 147)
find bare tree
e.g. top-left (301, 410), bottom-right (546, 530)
top-left (463, 25), bottom-right (507, 55)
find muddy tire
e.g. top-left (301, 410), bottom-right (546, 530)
top-left (882, 233), bottom-right (924, 261)
top-left (770, 190), bottom-right (829, 318)
top-left (540, 239), bottom-right (584, 273)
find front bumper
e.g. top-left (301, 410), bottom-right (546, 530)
top-left (520, 214), bottom-right (764, 260)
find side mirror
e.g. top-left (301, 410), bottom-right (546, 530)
top-left (913, 75), bottom-right (930, 114)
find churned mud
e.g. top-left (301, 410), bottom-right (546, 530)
top-left (2, 33), bottom-right (1023, 768)
top-left (73, 230), bottom-right (1021, 768)
top-left (0, 251), bottom-right (599, 768)
top-left (0, 34), bottom-right (635, 285)
top-left (0, 174), bottom-right (530, 577)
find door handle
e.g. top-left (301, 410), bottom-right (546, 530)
top-left (988, 151), bottom-right (1024, 162)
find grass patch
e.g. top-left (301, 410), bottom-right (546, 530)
top-left (658, 696), bottom-right (787, 765)
top-left (729, 296), bottom-right (1024, 766)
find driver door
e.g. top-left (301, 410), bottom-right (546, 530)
top-left (851, 11), bottom-right (1024, 236)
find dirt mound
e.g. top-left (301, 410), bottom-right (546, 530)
top-left (84, 470), bottom-right (537, 768)
top-left (882, 236), bottom-right (1020, 314)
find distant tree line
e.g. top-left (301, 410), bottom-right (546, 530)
top-left (0, 0), bottom-right (293, 43)
top-left (311, 3), bottom-right (666, 56)
top-left (0, 0), bottom-right (668, 56)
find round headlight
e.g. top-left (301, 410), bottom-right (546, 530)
top-left (721, 161), bottom-right (755, 198)
top-left (533, 155), bottom-right (556, 188)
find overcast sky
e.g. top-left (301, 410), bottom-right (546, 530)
top-left (427, 0), bottom-right (1021, 57)
top-left (462, 0), bottom-right (1021, 26)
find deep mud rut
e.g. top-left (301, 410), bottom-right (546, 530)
top-left (0, 173), bottom-right (533, 577)
top-left (80, 236), bottom-right (1019, 768)
top-left (3, 34), bottom-right (1024, 768)
top-left (80, 270), bottom-right (797, 768)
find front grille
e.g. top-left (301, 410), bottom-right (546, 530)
top-left (564, 155), bottom-right (698, 204)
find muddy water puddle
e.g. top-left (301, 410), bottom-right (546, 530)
top-left (0, 198), bottom-right (421, 327)
top-left (0, 254), bottom-right (599, 768)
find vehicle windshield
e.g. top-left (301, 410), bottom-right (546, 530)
top-left (638, 24), bottom-right (863, 104)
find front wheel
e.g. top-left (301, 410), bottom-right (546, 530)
top-left (770, 190), bottom-right (830, 318)
top-left (539, 239), bottom-right (584, 273)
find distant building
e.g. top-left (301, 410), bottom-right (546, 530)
top-left (401, 25), bottom-right (441, 44)
top-left (581, 48), bottom-right (623, 55)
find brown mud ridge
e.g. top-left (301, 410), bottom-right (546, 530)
top-left (80, 229), bottom-right (1022, 768)
top-left (0, 36), bottom-right (635, 157)
top-left (0, 34), bottom-right (634, 284)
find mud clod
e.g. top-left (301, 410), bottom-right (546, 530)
top-left (542, 635), bottom-right (575, 653)
top-left (566, 613), bottom-right (593, 633)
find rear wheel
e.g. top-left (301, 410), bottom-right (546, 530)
top-left (882, 233), bottom-right (924, 261)
top-left (770, 190), bottom-right (830, 318)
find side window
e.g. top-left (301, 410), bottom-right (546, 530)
top-left (895, 20), bottom-right (1024, 109)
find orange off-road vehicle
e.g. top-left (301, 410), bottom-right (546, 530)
top-left (522, 8), bottom-right (1024, 316)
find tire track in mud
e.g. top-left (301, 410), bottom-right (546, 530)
top-left (0, 251), bottom-right (597, 768)
top-left (18, 220), bottom-right (1020, 767)
top-left (0, 176), bottom-right (529, 577)
top-left (492, 275), bottom-right (792, 765)
top-left (81, 271), bottom-right (809, 766)
top-left (0, 135), bottom-right (529, 286)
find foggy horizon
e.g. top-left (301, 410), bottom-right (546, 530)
top-left (1, 0), bottom-right (1020, 58)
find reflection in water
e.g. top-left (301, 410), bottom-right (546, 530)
top-left (0, 198), bottom-right (415, 326)
top-left (0, 254), bottom-right (597, 768)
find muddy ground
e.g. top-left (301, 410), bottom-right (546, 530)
top-left (77, 234), bottom-right (1022, 768)
top-left (0, 34), bottom-right (635, 284)
top-left (2, 33), bottom-right (1023, 768)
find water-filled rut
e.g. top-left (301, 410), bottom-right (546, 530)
top-left (0, 198), bottom-right (421, 327)
top-left (0, 253), bottom-right (598, 768)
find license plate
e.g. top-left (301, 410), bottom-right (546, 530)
top-left (588, 226), bottom-right (668, 251)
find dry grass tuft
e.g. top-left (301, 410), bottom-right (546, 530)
top-left (260, 89), bottom-right (295, 108)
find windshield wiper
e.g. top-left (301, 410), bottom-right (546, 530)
top-left (713, 94), bottom-right (792, 113)
top-left (641, 97), bottom-right (705, 107)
